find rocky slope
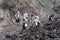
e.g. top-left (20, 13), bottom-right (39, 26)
top-left (0, 0), bottom-right (60, 40)
top-left (4, 18), bottom-right (60, 40)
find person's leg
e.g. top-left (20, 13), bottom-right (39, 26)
top-left (16, 19), bottom-right (18, 25)
top-left (16, 19), bottom-right (20, 25)
top-left (21, 27), bottom-right (25, 33)
top-left (18, 19), bottom-right (21, 25)
top-left (21, 26), bottom-right (26, 33)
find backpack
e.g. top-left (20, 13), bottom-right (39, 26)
top-left (23, 22), bottom-right (28, 28)
top-left (25, 23), bottom-right (28, 28)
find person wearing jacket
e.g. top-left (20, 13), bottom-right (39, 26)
top-left (15, 10), bottom-right (20, 25)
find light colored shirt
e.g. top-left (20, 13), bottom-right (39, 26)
top-left (24, 12), bottom-right (28, 21)
top-left (15, 11), bottom-right (20, 19)
top-left (34, 16), bottom-right (40, 25)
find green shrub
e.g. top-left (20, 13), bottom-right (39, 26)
top-left (1, 0), bottom-right (15, 10)
top-left (23, 0), bottom-right (32, 4)
top-left (54, 5), bottom-right (60, 14)
top-left (5, 0), bottom-right (14, 6)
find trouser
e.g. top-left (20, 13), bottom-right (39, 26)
top-left (15, 19), bottom-right (20, 25)
top-left (21, 26), bottom-right (26, 33)
top-left (16, 19), bottom-right (20, 22)
top-left (21, 28), bottom-right (24, 33)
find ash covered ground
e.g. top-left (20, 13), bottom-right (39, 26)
top-left (0, 0), bottom-right (60, 40)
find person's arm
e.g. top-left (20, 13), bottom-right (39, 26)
top-left (15, 13), bottom-right (16, 18)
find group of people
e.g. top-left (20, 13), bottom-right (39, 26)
top-left (15, 8), bottom-right (54, 33)
top-left (15, 9), bottom-right (40, 33)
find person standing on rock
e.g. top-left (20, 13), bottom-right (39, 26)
top-left (34, 15), bottom-right (40, 28)
top-left (23, 12), bottom-right (28, 22)
top-left (47, 14), bottom-right (54, 25)
top-left (21, 19), bottom-right (28, 33)
top-left (48, 14), bottom-right (54, 21)
top-left (15, 9), bottom-right (21, 25)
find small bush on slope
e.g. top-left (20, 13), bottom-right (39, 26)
top-left (53, 5), bottom-right (60, 14)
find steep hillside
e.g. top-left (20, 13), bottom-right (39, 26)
top-left (0, 0), bottom-right (60, 40)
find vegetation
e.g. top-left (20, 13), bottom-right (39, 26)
top-left (54, 5), bottom-right (60, 14)
top-left (0, 0), bottom-right (15, 10)
top-left (23, 0), bottom-right (32, 4)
